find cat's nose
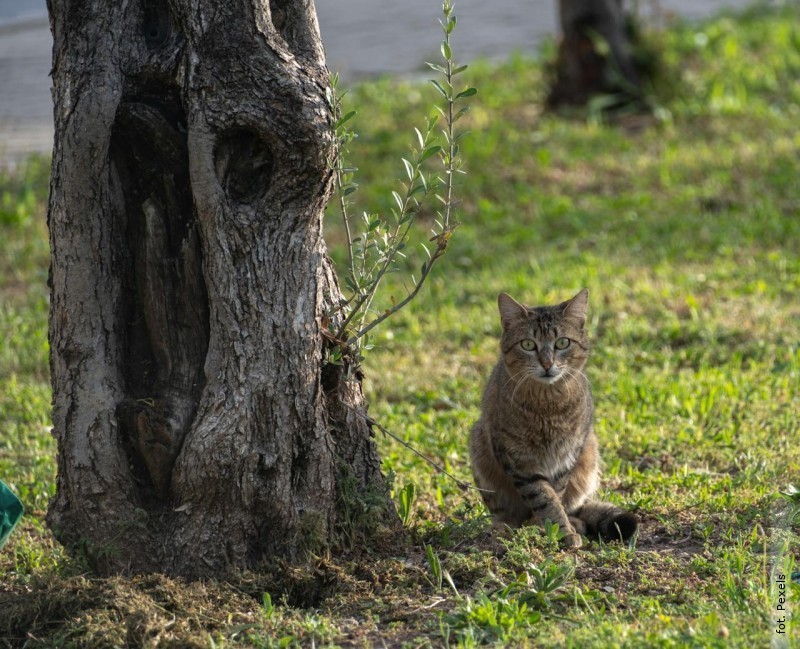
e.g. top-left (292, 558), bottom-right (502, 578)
top-left (540, 357), bottom-right (554, 370)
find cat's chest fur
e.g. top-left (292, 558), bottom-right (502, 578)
top-left (486, 363), bottom-right (591, 482)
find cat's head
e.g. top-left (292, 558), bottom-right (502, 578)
top-left (497, 289), bottom-right (590, 386)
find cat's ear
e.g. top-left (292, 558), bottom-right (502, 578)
top-left (498, 293), bottom-right (528, 328)
top-left (561, 289), bottom-right (589, 326)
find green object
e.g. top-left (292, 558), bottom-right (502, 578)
top-left (0, 479), bottom-right (24, 548)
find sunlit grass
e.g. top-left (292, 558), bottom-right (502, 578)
top-left (1, 3), bottom-right (798, 647)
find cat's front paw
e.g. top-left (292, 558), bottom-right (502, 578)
top-left (562, 532), bottom-right (583, 548)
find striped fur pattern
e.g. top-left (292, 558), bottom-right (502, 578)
top-left (470, 290), bottom-right (637, 547)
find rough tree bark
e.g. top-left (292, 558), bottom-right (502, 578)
top-left (547, 0), bottom-right (644, 108)
top-left (46, 0), bottom-right (387, 576)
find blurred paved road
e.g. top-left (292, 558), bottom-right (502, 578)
top-left (0, 15), bottom-right (52, 163)
top-left (0, 0), bottom-right (753, 164)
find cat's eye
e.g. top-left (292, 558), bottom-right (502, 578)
top-left (555, 337), bottom-right (571, 350)
top-left (520, 339), bottom-right (536, 351)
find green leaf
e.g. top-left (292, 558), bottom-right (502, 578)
top-left (401, 158), bottom-right (415, 181)
top-left (430, 79), bottom-right (450, 99)
top-left (425, 544), bottom-right (442, 588)
top-left (453, 105), bottom-right (471, 122)
top-left (452, 64), bottom-right (468, 75)
top-left (456, 87), bottom-right (477, 99)
top-left (425, 61), bottom-right (446, 74)
top-left (343, 185), bottom-right (358, 196)
top-left (421, 144), bottom-right (443, 162)
top-left (335, 110), bottom-right (357, 128)
top-left (446, 15), bottom-right (457, 34)
top-left (441, 41), bottom-right (452, 61)
top-left (392, 190), bottom-right (404, 211)
top-left (410, 183), bottom-right (427, 197)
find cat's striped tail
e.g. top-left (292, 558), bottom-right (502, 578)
top-left (572, 501), bottom-right (638, 542)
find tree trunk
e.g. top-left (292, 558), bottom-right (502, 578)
top-left (46, 0), bottom-right (387, 577)
top-left (547, 0), bottom-right (644, 108)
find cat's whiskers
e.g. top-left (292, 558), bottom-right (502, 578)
top-left (553, 366), bottom-right (577, 399)
top-left (525, 369), bottom-right (545, 401)
top-left (509, 369), bottom-right (536, 404)
top-left (562, 365), bottom-right (587, 384)
top-left (502, 366), bottom-right (532, 392)
top-left (561, 367), bottom-right (590, 400)
top-left (503, 369), bottom-right (532, 404)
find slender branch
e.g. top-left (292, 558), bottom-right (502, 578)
top-left (442, 7), bottom-right (456, 229)
top-left (347, 227), bottom-right (453, 345)
top-left (353, 195), bottom-right (424, 339)
top-left (329, 0), bottom-right (474, 351)
top-left (329, 77), bottom-right (357, 289)
top-left (348, 1), bottom-right (464, 345)
top-left (335, 133), bottom-right (436, 341)
top-left (346, 405), bottom-right (491, 494)
top-left (336, 162), bottom-right (356, 282)
top-left (352, 214), bottom-right (412, 336)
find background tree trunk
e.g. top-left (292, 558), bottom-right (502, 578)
top-left (547, 0), bottom-right (644, 108)
top-left (46, 0), bottom-right (387, 576)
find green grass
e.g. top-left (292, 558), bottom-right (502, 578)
top-left (2, 3), bottom-right (800, 647)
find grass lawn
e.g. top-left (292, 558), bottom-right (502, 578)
top-left (1, 3), bottom-right (799, 647)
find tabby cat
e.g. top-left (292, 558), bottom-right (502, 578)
top-left (470, 289), bottom-right (637, 547)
